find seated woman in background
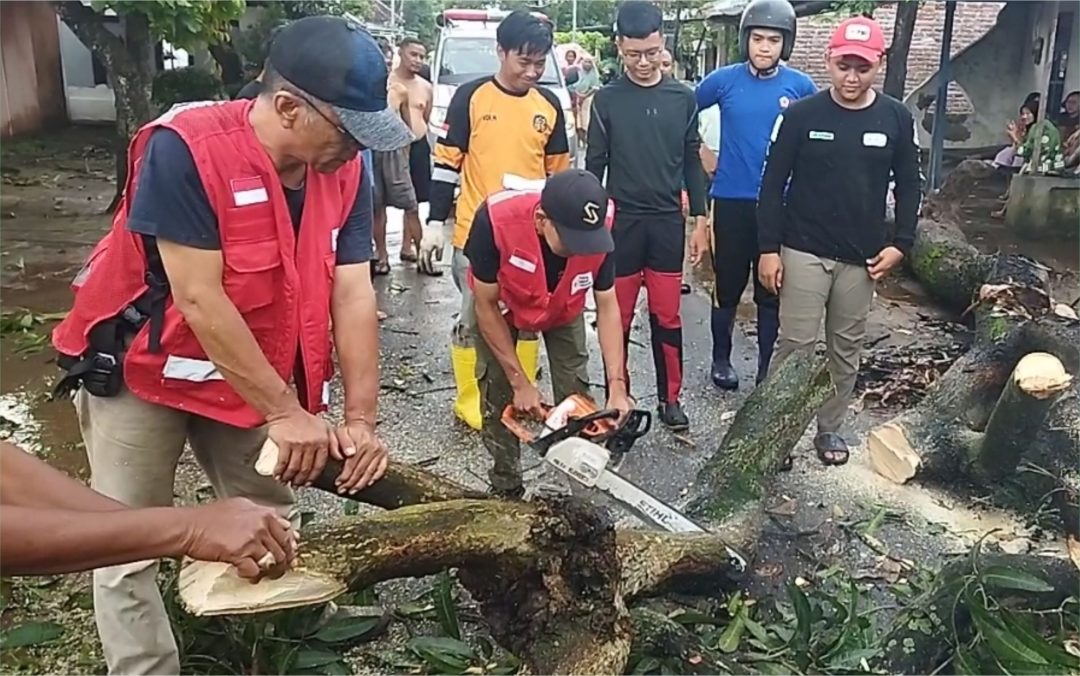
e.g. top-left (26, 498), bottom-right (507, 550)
top-left (993, 95), bottom-right (1067, 217)
top-left (991, 96), bottom-right (1039, 172)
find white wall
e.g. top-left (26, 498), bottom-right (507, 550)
top-left (905, 1), bottom-right (1078, 149)
top-left (57, 16), bottom-right (120, 122)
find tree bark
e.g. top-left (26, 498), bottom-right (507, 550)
top-left (186, 441), bottom-right (752, 674)
top-left (55, 2), bottom-right (157, 213)
top-left (869, 182), bottom-right (1080, 530)
top-left (208, 42), bottom-right (245, 87)
top-left (884, 0), bottom-right (919, 100)
top-left (972, 352), bottom-right (1072, 480)
top-left (180, 495), bottom-right (746, 675)
top-left (870, 553), bottom-right (1079, 675)
top-left (253, 443), bottom-right (489, 508)
top-left (689, 345), bottom-right (833, 523)
top-left (629, 608), bottom-right (747, 675)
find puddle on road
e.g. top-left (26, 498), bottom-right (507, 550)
top-left (1, 278), bottom-right (88, 478)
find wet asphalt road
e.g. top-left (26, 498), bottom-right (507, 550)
top-left (299, 207), bottom-right (758, 525)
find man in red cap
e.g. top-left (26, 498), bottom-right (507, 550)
top-left (756, 16), bottom-right (922, 465)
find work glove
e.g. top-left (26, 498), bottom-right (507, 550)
top-left (418, 220), bottom-right (446, 275)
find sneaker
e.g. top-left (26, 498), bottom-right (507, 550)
top-left (657, 401), bottom-right (690, 431)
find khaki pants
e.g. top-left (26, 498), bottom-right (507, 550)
top-left (76, 387), bottom-right (294, 675)
top-left (475, 315), bottom-right (590, 493)
top-left (771, 247), bottom-right (875, 434)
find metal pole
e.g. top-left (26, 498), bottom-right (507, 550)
top-left (572, 0), bottom-right (578, 40)
top-left (389, 0), bottom-right (396, 30)
top-left (928, 0), bottom-right (956, 192)
top-left (1030, 1), bottom-right (1060, 173)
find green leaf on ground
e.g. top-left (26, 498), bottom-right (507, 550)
top-left (0, 621), bottom-right (65, 648)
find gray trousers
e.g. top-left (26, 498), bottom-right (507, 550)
top-left (771, 247), bottom-right (876, 434)
top-left (76, 387), bottom-right (294, 675)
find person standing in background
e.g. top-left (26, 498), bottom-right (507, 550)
top-left (586, 1), bottom-right (708, 431)
top-left (756, 16), bottom-right (921, 465)
top-left (572, 55), bottom-right (602, 139)
top-left (659, 49), bottom-right (675, 77)
top-left (691, 0), bottom-right (815, 391)
top-left (389, 37), bottom-right (434, 268)
top-left (371, 39), bottom-right (416, 276)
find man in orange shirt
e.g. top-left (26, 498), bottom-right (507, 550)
top-left (417, 11), bottom-right (571, 429)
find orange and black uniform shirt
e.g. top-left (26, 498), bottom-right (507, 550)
top-left (430, 77), bottom-right (571, 250)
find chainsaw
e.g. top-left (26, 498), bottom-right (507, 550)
top-left (502, 395), bottom-right (746, 575)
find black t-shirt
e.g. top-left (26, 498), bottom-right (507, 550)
top-left (757, 89), bottom-right (922, 265)
top-left (585, 75), bottom-right (707, 217)
top-left (234, 79), bottom-right (264, 101)
top-left (126, 129), bottom-right (372, 265)
top-left (464, 202), bottom-right (615, 292)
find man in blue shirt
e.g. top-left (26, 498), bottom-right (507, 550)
top-left (691, 0), bottom-right (815, 390)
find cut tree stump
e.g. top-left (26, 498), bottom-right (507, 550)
top-left (869, 351), bottom-right (1072, 483)
top-left (867, 182), bottom-right (1080, 531)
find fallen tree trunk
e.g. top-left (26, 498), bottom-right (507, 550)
top-left (179, 328), bottom-right (831, 674)
top-left (186, 444), bottom-right (752, 674)
top-left (870, 552), bottom-right (1079, 675)
top-left (253, 450), bottom-right (488, 508)
top-left (689, 344), bottom-right (833, 523)
top-left (868, 196), bottom-right (1079, 528)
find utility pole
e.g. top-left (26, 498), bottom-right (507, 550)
top-left (927, 1), bottom-right (955, 192)
top-left (572, 0), bottom-right (578, 40)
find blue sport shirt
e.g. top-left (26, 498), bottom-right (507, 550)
top-left (695, 63), bottom-right (816, 201)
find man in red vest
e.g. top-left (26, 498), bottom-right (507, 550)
top-left (466, 169), bottom-right (632, 498)
top-left (50, 17), bottom-right (413, 675)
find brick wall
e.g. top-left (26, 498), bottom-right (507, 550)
top-left (785, 1), bottom-right (1005, 112)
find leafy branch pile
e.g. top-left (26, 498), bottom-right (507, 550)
top-left (627, 542), bottom-right (1079, 676)
top-left (0, 309), bottom-right (67, 355)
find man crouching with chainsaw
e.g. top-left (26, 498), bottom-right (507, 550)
top-left (465, 169), bottom-right (633, 498)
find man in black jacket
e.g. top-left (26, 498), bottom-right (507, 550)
top-left (757, 16), bottom-right (921, 465)
top-left (585, 1), bottom-right (708, 431)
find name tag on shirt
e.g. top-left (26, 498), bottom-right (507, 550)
top-left (571, 272), bottom-right (594, 294)
top-left (808, 131), bottom-right (834, 141)
top-left (230, 177), bottom-right (269, 206)
top-left (509, 254), bottom-right (537, 273)
top-left (863, 132), bottom-right (889, 147)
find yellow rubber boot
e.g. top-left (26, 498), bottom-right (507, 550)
top-left (516, 338), bottom-right (541, 384)
top-left (451, 344), bottom-right (483, 430)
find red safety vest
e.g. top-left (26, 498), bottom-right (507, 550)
top-left (52, 100), bottom-right (361, 428)
top-left (471, 190), bottom-right (613, 333)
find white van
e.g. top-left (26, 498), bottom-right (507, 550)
top-left (429, 9), bottom-right (578, 158)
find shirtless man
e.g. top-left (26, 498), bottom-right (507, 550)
top-left (371, 40), bottom-right (418, 275)
top-left (391, 38), bottom-right (434, 267)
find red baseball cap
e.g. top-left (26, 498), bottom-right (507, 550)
top-left (828, 16), bottom-right (886, 63)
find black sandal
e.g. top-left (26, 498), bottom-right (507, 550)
top-left (814, 433), bottom-right (850, 466)
top-left (371, 260), bottom-right (391, 277)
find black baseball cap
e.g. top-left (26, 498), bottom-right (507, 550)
top-left (540, 170), bottom-right (614, 256)
top-left (269, 16), bottom-right (413, 152)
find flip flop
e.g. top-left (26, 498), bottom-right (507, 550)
top-left (400, 251), bottom-right (418, 263)
top-left (813, 432), bottom-right (850, 466)
top-left (371, 260), bottom-right (391, 277)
